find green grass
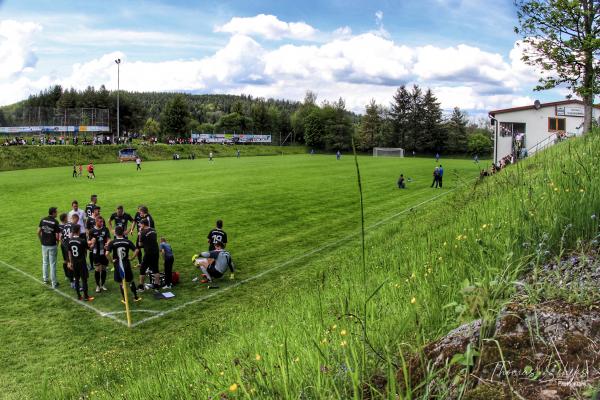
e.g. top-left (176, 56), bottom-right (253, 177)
top-left (0, 143), bottom-right (307, 171)
top-left (0, 131), bottom-right (598, 399)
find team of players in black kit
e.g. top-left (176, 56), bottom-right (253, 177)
top-left (53, 194), bottom-right (230, 303)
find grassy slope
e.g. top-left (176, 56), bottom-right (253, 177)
top-left (0, 153), bottom-right (480, 399)
top-left (1, 129), bottom-right (598, 398)
top-left (0, 144), bottom-right (306, 171)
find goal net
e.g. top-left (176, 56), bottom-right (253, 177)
top-left (373, 147), bottom-right (404, 157)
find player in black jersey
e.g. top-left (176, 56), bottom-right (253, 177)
top-left (132, 205), bottom-right (155, 265)
top-left (67, 225), bottom-right (94, 301)
top-left (133, 218), bottom-right (160, 291)
top-left (88, 216), bottom-right (110, 293)
top-left (85, 194), bottom-right (98, 222)
top-left (207, 219), bottom-right (228, 251)
top-left (106, 226), bottom-right (141, 303)
top-left (86, 206), bottom-right (101, 271)
top-left (108, 205), bottom-right (134, 236)
top-left (58, 213), bottom-right (74, 286)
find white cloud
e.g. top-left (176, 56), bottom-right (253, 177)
top-left (0, 20), bottom-right (41, 80)
top-left (0, 17), bottom-right (560, 115)
top-left (51, 28), bottom-right (211, 49)
top-left (332, 26), bottom-right (352, 38)
top-left (215, 14), bottom-right (316, 40)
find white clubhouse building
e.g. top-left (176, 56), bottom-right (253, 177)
top-left (489, 100), bottom-right (600, 164)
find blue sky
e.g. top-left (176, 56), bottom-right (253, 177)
top-left (0, 0), bottom-right (567, 114)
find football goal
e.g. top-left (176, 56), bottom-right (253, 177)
top-left (373, 147), bottom-right (404, 157)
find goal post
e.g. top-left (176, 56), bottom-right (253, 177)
top-left (373, 147), bottom-right (404, 157)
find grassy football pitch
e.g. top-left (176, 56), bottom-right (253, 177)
top-left (0, 153), bottom-right (482, 398)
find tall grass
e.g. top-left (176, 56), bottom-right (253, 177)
top-left (37, 130), bottom-right (600, 399)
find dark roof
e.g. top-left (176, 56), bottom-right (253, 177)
top-left (489, 100), bottom-right (600, 117)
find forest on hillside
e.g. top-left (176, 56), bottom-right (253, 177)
top-left (0, 85), bottom-right (491, 154)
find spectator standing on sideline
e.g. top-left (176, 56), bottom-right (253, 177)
top-left (38, 207), bottom-right (60, 287)
top-left (72, 163), bottom-right (77, 178)
top-left (336, 150), bottom-right (341, 160)
top-left (438, 165), bottom-right (444, 188)
top-left (435, 153), bottom-right (440, 162)
top-left (236, 149), bottom-right (240, 158)
top-left (160, 237), bottom-right (175, 289)
top-left (135, 156), bottom-right (142, 171)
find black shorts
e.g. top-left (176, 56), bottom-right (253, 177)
top-left (140, 253), bottom-right (159, 275)
top-left (72, 260), bottom-right (89, 280)
top-left (114, 262), bottom-right (134, 282)
top-left (207, 264), bottom-right (223, 279)
top-left (60, 244), bottom-right (68, 261)
top-left (93, 254), bottom-right (109, 267)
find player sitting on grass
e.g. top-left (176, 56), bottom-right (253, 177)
top-left (192, 242), bottom-right (234, 283)
top-left (106, 226), bottom-right (141, 303)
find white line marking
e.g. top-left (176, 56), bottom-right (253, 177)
top-left (104, 309), bottom-right (161, 316)
top-left (0, 259), bottom-right (129, 327)
top-left (132, 188), bottom-right (456, 327)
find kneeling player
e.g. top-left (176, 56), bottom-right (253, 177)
top-left (67, 225), bottom-right (94, 301)
top-left (193, 242), bottom-right (234, 283)
top-left (107, 226), bottom-right (141, 303)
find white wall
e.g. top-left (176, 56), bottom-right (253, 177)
top-left (493, 103), bottom-right (600, 164)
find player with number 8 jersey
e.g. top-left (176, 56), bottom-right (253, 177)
top-left (67, 224), bottom-right (93, 301)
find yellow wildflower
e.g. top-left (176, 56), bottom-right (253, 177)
top-left (229, 383), bottom-right (238, 392)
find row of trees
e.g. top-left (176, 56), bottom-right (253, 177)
top-left (356, 85), bottom-right (492, 155)
top-left (9, 86), bottom-right (304, 142)
top-left (3, 84), bottom-right (491, 153)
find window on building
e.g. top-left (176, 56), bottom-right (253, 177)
top-left (548, 118), bottom-right (566, 132)
top-left (499, 122), bottom-right (526, 137)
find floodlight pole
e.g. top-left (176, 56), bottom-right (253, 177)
top-left (115, 58), bottom-right (121, 144)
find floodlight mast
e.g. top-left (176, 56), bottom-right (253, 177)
top-left (115, 58), bottom-right (121, 144)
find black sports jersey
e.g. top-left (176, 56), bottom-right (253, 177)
top-left (109, 212), bottom-right (133, 231)
top-left (89, 226), bottom-right (110, 254)
top-left (134, 212), bottom-right (155, 231)
top-left (85, 203), bottom-right (97, 219)
top-left (38, 216), bottom-right (59, 246)
top-left (59, 222), bottom-right (74, 245)
top-left (107, 237), bottom-right (136, 263)
top-left (139, 227), bottom-right (159, 255)
top-left (67, 236), bottom-right (87, 262)
top-left (85, 216), bottom-right (97, 233)
top-left (207, 228), bottom-right (227, 250)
